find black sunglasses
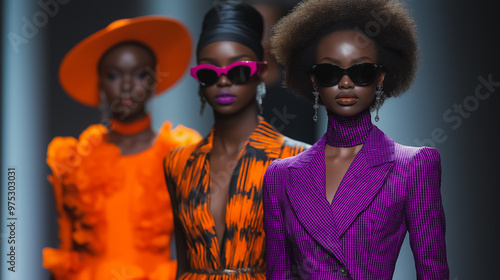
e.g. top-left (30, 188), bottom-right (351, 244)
top-left (311, 63), bottom-right (385, 87)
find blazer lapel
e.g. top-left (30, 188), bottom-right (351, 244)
top-left (285, 126), bottom-right (396, 263)
top-left (286, 136), bottom-right (348, 266)
top-left (331, 126), bottom-right (396, 237)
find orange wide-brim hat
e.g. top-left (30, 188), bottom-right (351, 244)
top-left (59, 16), bottom-right (192, 107)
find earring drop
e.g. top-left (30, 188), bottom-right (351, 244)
top-left (200, 95), bottom-right (206, 115)
top-left (374, 84), bottom-right (384, 122)
top-left (313, 86), bottom-right (319, 122)
top-left (256, 82), bottom-right (266, 115)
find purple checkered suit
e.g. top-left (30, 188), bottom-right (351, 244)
top-left (263, 120), bottom-right (449, 279)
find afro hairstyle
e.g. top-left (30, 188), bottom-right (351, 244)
top-left (271, 0), bottom-right (418, 103)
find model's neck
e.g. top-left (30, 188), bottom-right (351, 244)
top-left (212, 104), bottom-right (259, 151)
top-left (325, 109), bottom-right (373, 147)
top-left (110, 114), bottom-right (151, 135)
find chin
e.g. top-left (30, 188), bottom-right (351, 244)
top-left (212, 105), bottom-right (238, 116)
top-left (328, 109), bottom-right (358, 117)
top-left (113, 109), bottom-right (144, 121)
top-left (328, 105), bottom-right (370, 117)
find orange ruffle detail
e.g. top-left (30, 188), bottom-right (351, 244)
top-left (43, 248), bottom-right (81, 278)
top-left (45, 122), bottom-right (201, 279)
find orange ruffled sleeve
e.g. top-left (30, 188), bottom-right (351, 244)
top-left (156, 121), bottom-right (202, 152)
top-left (44, 125), bottom-right (116, 276)
top-left (42, 248), bottom-right (81, 278)
top-left (46, 136), bottom-right (80, 252)
top-left (45, 137), bottom-right (81, 277)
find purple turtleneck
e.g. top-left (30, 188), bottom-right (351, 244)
top-left (325, 109), bottom-right (374, 147)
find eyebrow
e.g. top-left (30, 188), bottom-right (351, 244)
top-left (199, 54), bottom-right (255, 64)
top-left (100, 64), bottom-right (152, 76)
top-left (103, 64), bottom-right (151, 71)
top-left (319, 56), bottom-right (375, 64)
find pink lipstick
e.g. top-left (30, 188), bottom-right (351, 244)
top-left (215, 92), bottom-right (236, 105)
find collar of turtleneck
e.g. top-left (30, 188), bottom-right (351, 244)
top-left (325, 109), bottom-right (374, 147)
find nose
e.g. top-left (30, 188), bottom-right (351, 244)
top-left (121, 75), bottom-right (133, 92)
top-left (216, 74), bottom-right (232, 87)
top-left (338, 74), bottom-right (354, 89)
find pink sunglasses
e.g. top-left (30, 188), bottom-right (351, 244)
top-left (190, 61), bottom-right (267, 86)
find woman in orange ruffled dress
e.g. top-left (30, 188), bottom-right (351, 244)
top-left (43, 16), bottom-right (201, 280)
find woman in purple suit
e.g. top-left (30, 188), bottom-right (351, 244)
top-left (263, 0), bottom-right (449, 279)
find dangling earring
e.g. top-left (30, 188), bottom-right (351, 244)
top-left (374, 84), bottom-right (384, 122)
top-left (256, 82), bottom-right (266, 115)
top-left (99, 90), bottom-right (111, 128)
top-left (198, 87), bottom-right (207, 115)
top-left (312, 86), bottom-right (319, 122)
top-left (200, 95), bottom-right (206, 115)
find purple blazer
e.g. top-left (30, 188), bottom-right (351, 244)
top-left (263, 126), bottom-right (449, 279)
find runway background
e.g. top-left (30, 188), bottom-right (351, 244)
top-left (1, 0), bottom-right (499, 279)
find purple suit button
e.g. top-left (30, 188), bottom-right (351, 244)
top-left (338, 266), bottom-right (348, 277)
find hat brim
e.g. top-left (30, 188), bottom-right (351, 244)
top-left (59, 16), bottom-right (192, 107)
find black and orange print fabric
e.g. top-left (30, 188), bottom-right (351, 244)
top-left (164, 117), bottom-right (308, 280)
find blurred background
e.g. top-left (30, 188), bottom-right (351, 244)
top-left (1, 0), bottom-right (499, 279)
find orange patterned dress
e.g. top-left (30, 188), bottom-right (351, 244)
top-left (43, 122), bottom-right (201, 280)
top-left (164, 117), bottom-right (309, 280)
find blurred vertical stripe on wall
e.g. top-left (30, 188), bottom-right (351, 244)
top-left (0, 0), bottom-right (3, 169)
top-left (2, 0), bottom-right (48, 279)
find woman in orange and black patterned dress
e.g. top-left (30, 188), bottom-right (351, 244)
top-left (163, 3), bottom-right (309, 280)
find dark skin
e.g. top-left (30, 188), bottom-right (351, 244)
top-left (48, 44), bottom-right (159, 280)
top-left (311, 30), bottom-right (385, 204)
top-left (171, 41), bottom-right (267, 277)
top-left (98, 44), bottom-right (157, 155)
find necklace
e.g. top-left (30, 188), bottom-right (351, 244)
top-left (110, 114), bottom-right (151, 135)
